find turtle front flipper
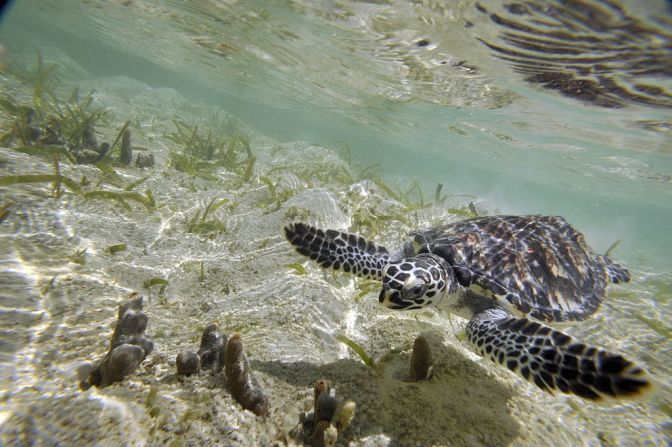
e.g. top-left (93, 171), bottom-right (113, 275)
top-left (284, 223), bottom-right (390, 280)
top-left (466, 308), bottom-right (653, 401)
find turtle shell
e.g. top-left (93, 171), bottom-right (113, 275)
top-left (413, 215), bottom-right (611, 322)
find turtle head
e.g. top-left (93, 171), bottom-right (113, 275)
top-left (379, 254), bottom-right (457, 310)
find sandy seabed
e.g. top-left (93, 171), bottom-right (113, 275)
top-left (0, 73), bottom-right (669, 447)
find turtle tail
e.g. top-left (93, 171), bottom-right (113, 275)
top-left (284, 223), bottom-right (390, 280)
top-left (466, 308), bottom-right (653, 401)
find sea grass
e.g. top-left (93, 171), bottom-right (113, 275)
top-left (143, 277), bottom-right (169, 288)
top-left (13, 145), bottom-right (76, 163)
top-left (336, 334), bottom-right (375, 368)
top-left (0, 202), bottom-right (12, 224)
top-left (107, 243), bottom-right (127, 255)
top-left (0, 174), bottom-right (82, 194)
top-left (109, 120), bottom-right (131, 154)
top-left (124, 175), bottom-right (151, 191)
top-left (84, 190), bottom-right (155, 210)
top-left (286, 262), bottom-right (307, 275)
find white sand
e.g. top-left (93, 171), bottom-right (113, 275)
top-left (0, 73), bottom-right (668, 447)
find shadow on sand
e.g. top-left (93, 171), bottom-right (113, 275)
top-left (253, 331), bottom-right (520, 446)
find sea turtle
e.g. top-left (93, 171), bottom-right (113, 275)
top-left (284, 215), bottom-right (653, 400)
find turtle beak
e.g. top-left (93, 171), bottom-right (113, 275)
top-left (378, 286), bottom-right (406, 308)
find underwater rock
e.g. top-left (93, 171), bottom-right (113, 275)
top-left (323, 423), bottom-right (338, 447)
top-left (315, 387), bottom-right (338, 424)
top-left (135, 152), bottom-right (155, 169)
top-left (198, 322), bottom-right (227, 374)
top-left (119, 129), bottom-right (132, 165)
top-left (302, 379), bottom-right (356, 445)
top-left (313, 379), bottom-right (331, 410)
top-left (73, 142), bottom-right (109, 165)
top-left (331, 400), bottom-right (356, 432)
top-left (300, 380), bottom-right (332, 435)
top-left (81, 293), bottom-right (153, 388)
top-left (74, 148), bottom-right (103, 165)
top-left (75, 362), bottom-right (95, 384)
top-left (176, 350), bottom-right (200, 376)
top-left (109, 293), bottom-right (154, 355)
top-left (411, 335), bottom-right (433, 381)
top-left (99, 344), bottom-right (145, 385)
top-left (174, 323), bottom-right (226, 376)
top-left (224, 333), bottom-right (268, 417)
top-left (300, 411), bottom-right (315, 435)
top-left (307, 420), bottom-right (338, 447)
top-left (82, 123), bottom-right (98, 149)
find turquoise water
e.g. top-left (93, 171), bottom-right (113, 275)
top-left (0, 1), bottom-right (671, 446)
top-left (6, 0), bottom-right (670, 269)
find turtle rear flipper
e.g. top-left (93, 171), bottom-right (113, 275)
top-left (284, 223), bottom-right (390, 280)
top-left (603, 256), bottom-right (631, 283)
top-left (466, 308), bottom-right (652, 400)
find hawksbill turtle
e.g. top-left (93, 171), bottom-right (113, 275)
top-left (284, 215), bottom-right (653, 400)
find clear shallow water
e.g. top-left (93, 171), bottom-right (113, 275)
top-left (5, 0), bottom-right (670, 269)
top-left (0, 0), bottom-right (671, 446)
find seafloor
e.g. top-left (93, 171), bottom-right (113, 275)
top-left (0, 58), bottom-right (670, 447)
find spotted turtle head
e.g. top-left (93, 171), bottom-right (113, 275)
top-left (379, 253), bottom-right (457, 310)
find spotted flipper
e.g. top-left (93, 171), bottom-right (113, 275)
top-left (284, 223), bottom-right (393, 280)
top-left (466, 308), bottom-right (652, 400)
